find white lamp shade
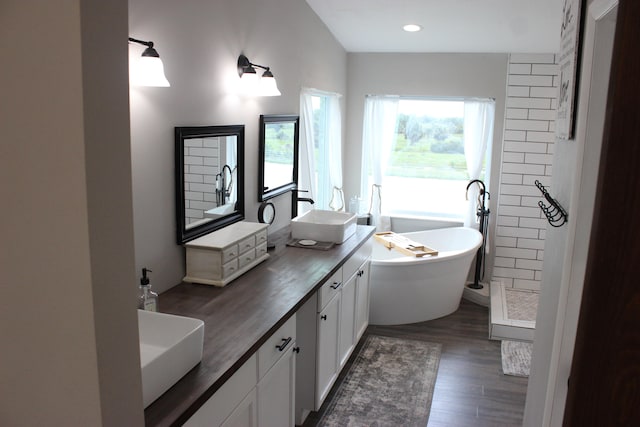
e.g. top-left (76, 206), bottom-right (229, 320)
top-left (132, 56), bottom-right (170, 87)
top-left (239, 71), bottom-right (259, 94)
top-left (258, 75), bottom-right (281, 97)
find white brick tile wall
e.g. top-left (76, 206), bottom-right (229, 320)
top-left (526, 131), bottom-right (556, 143)
top-left (508, 75), bottom-right (554, 87)
top-left (506, 108), bottom-right (529, 119)
top-left (501, 163), bottom-right (546, 175)
top-left (502, 152), bottom-right (525, 163)
top-left (492, 53), bottom-right (558, 291)
top-left (184, 137), bottom-right (223, 225)
top-left (499, 194), bottom-right (522, 205)
top-left (505, 119), bottom-right (551, 131)
top-left (514, 279), bottom-right (541, 290)
top-left (496, 226), bottom-right (539, 239)
top-left (497, 216), bottom-right (519, 227)
top-left (509, 53), bottom-right (556, 63)
top-left (495, 257), bottom-right (516, 268)
top-left (507, 86), bottom-right (530, 97)
top-left (507, 97), bottom-right (552, 109)
top-left (503, 141), bottom-right (548, 153)
top-left (528, 109), bottom-right (557, 121)
top-left (504, 130), bottom-right (527, 140)
top-left (524, 153), bottom-right (554, 164)
top-left (495, 237), bottom-right (517, 247)
top-left (530, 86), bottom-right (559, 98)
top-left (509, 63), bottom-right (532, 74)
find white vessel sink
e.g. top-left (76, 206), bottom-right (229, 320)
top-left (291, 209), bottom-right (357, 244)
top-left (138, 310), bottom-right (204, 408)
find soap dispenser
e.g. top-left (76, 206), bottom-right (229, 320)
top-left (138, 267), bottom-right (158, 312)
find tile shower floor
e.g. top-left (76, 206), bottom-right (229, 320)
top-left (490, 281), bottom-right (538, 342)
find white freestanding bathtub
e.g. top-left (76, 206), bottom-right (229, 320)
top-left (369, 227), bottom-right (483, 325)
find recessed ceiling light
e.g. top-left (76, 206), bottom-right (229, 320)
top-left (403, 24), bottom-right (422, 32)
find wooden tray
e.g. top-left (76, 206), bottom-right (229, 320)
top-left (374, 231), bottom-right (439, 257)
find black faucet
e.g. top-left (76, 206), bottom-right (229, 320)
top-left (297, 197), bottom-right (314, 205)
top-left (291, 189), bottom-right (314, 217)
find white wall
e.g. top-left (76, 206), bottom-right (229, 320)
top-left (129, 0), bottom-right (348, 293)
top-left (344, 53), bottom-right (508, 281)
top-left (1, 0), bottom-right (143, 425)
top-left (524, 0), bottom-right (617, 424)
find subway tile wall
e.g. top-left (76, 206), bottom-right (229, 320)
top-left (184, 137), bottom-right (222, 226)
top-left (492, 53), bottom-right (559, 291)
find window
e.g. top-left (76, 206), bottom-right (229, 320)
top-left (362, 97), bottom-right (494, 221)
top-left (311, 95), bottom-right (331, 208)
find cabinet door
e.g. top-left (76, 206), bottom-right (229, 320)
top-left (338, 274), bottom-right (356, 369)
top-left (222, 388), bottom-right (257, 427)
top-left (354, 261), bottom-right (371, 341)
top-left (316, 293), bottom-right (340, 409)
top-left (257, 345), bottom-right (296, 427)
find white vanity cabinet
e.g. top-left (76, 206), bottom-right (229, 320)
top-left (347, 239), bottom-right (372, 342)
top-left (185, 316), bottom-right (296, 427)
top-left (184, 221), bottom-right (269, 286)
top-left (256, 344), bottom-right (296, 426)
top-left (338, 270), bottom-right (357, 369)
top-left (295, 239), bottom-right (372, 424)
top-left (315, 275), bottom-right (341, 408)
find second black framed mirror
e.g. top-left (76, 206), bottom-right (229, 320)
top-left (258, 114), bottom-right (299, 201)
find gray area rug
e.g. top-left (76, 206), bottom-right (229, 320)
top-left (501, 340), bottom-right (533, 377)
top-left (318, 334), bottom-right (441, 427)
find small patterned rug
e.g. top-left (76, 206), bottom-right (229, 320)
top-left (505, 288), bottom-right (539, 322)
top-left (501, 340), bottom-right (533, 377)
top-left (318, 334), bottom-right (441, 427)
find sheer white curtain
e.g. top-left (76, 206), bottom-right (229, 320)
top-left (298, 89), bottom-right (316, 216)
top-left (299, 88), bottom-right (343, 214)
top-left (327, 94), bottom-right (344, 211)
top-left (361, 95), bottom-right (399, 231)
top-left (463, 98), bottom-right (495, 228)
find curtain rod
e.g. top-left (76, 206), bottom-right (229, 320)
top-left (365, 94), bottom-right (495, 102)
top-left (301, 87), bottom-right (343, 98)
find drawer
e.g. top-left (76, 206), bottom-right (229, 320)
top-left (344, 239), bottom-right (373, 280)
top-left (255, 230), bottom-right (268, 246)
top-left (257, 315), bottom-right (296, 379)
top-left (317, 268), bottom-right (342, 312)
top-left (222, 244), bottom-right (239, 263)
top-left (238, 249), bottom-right (256, 269)
top-left (256, 242), bottom-right (268, 258)
top-left (238, 235), bottom-right (256, 253)
top-left (222, 258), bottom-right (239, 278)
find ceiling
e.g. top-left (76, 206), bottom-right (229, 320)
top-left (305, 0), bottom-right (563, 53)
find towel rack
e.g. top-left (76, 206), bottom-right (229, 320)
top-left (535, 180), bottom-right (568, 227)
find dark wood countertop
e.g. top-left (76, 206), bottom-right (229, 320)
top-left (144, 225), bottom-right (376, 426)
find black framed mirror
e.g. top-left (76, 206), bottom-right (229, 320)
top-left (258, 114), bottom-right (299, 201)
top-left (175, 125), bottom-right (245, 244)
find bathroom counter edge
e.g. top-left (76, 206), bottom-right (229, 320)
top-left (144, 224), bottom-right (376, 426)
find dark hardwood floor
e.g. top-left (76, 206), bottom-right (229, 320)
top-left (302, 299), bottom-right (528, 426)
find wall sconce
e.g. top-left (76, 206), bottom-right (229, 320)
top-left (237, 54), bottom-right (281, 97)
top-left (128, 37), bottom-right (170, 87)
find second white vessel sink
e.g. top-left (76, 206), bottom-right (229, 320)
top-left (291, 209), bottom-right (357, 244)
top-left (138, 310), bottom-right (204, 408)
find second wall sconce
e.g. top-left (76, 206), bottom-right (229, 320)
top-left (237, 54), bottom-right (281, 97)
top-left (129, 37), bottom-right (170, 87)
